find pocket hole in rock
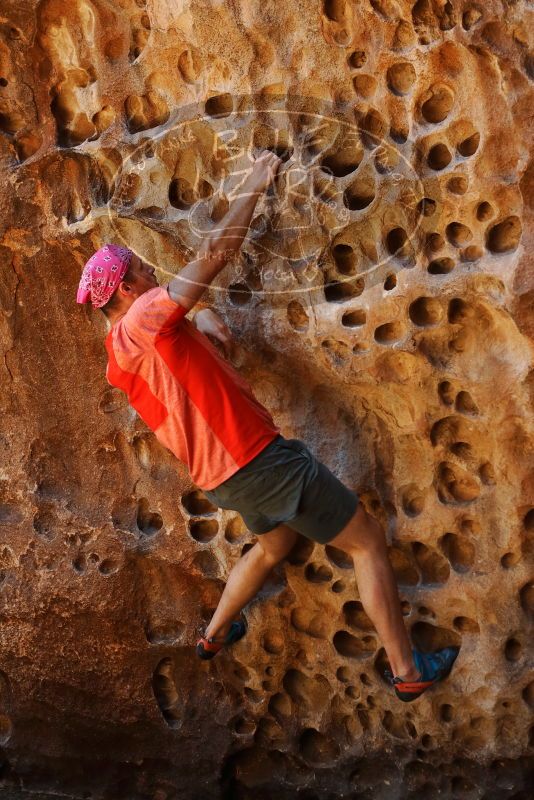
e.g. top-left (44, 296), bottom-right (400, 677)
top-left (408, 296), bottom-right (443, 326)
top-left (476, 201), bottom-right (493, 221)
top-left (447, 297), bottom-right (473, 324)
top-left (447, 175), bottom-right (468, 195)
top-left (232, 716), bottom-right (256, 735)
top-left (457, 132), bottom-right (480, 157)
top-left (325, 544), bottom-right (353, 569)
top-left (268, 692), bottom-right (291, 719)
top-left (436, 461), bottom-right (480, 504)
top-left (386, 227), bottom-right (408, 256)
top-left (205, 93), bottom-right (233, 117)
top-left (182, 490), bottom-right (217, 516)
top-left (136, 498), bottom-right (163, 536)
top-left (343, 600), bottom-right (374, 631)
top-left (98, 559), bottom-right (119, 575)
top-left (337, 666), bottom-right (351, 682)
top-left (388, 546), bottom-right (419, 585)
top-left (152, 658), bottom-right (182, 729)
top-left (519, 582), bottom-right (534, 619)
top-left (348, 50), bottom-right (366, 68)
top-left (412, 542), bottom-right (450, 584)
top-left (500, 551), bottom-right (520, 569)
top-left (321, 140), bottom-right (363, 177)
top-left (305, 562), bottom-right (334, 583)
top-left (72, 555), bottom-right (86, 574)
top-left (352, 342), bottom-right (370, 354)
top-left (343, 179), bottom-right (375, 210)
top-left (428, 257), bottom-right (455, 274)
top-left (455, 391), bottom-right (479, 415)
top-left (324, 278), bottom-right (364, 302)
top-left (342, 309), bottom-right (366, 327)
top-left (332, 580), bottom-right (346, 592)
top-left (522, 681), bottom-right (534, 708)
top-left (479, 462), bottom-right (496, 485)
top-left (428, 143), bottom-right (452, 171)
top-left (334, 630), bottom-right (376, 658)
top-left (421, 85), bottom-right (455, 123)
top-left (189, 518), bottom-right (218, 543)
top-left (426, 232), bottom-right (445, 252)
top-left (504, 637), bottom-right (522, 662)
top-left (229, 282), bottom-right (253, 305)
top-left (401, 485), bottom-right (425, 517)
top-left (353, 74), bottom-right (377, 98)
top-left (359, 108), bottom-right (387, 149)
top-left (168, 177), bottom-right (197, 209)
top-left (411, 621), bottom-right (461, 653)
top-left (438, 380), bottom-right (456, 405)
top-left (446, 222), bottom-right (472, 247)
top-left (417, 197), bottom-right (437, 217)
top-left (486, 216), bottom-right (522, 254)
top-left (225, 516), bottom-right (247, 543)
top-left (460, 245), bottom-right (483, 262)
top-left (453, 616), bottom-right (479, 633)
top-left (384, 273), bottom-right (397, 290)
top-left (332, 244), bottom-right (358, 275)
top-left (374, 321), bottom-right (406, 345)
top-left (287, 300), bottom-right (309, 331)
top-left (439, 532), bottom-right (475, 572)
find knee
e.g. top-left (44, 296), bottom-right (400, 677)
top-left (256, 529), bottom-right (298, 566)
top-left (343, 506), bottom-right (386, 557)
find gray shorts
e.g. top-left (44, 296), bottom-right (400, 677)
top-left (202, 434), bottom-right (359, 544)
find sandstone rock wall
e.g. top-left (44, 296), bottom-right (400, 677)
top-left (0, 1), bottom-right (533, 798)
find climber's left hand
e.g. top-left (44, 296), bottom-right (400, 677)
top-left (194, 308), bottom-right (235, 358)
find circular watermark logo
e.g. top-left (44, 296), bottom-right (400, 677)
top-left (106, 93), bottom-right (437, 301)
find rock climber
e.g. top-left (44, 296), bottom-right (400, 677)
top-left (76, 149), bottom-right (458, 702)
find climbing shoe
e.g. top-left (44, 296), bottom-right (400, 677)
top-left (196, 617), bottom-right (248, 660)
top-left (388, 646), bottom-right (459, 702)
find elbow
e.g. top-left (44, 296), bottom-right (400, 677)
top-left (203, 234), bottom-right (232, 265)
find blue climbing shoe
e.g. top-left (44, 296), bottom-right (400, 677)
top-left (388, 646), bottom-right (459, 702)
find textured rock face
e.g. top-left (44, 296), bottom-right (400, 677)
top-left (0, 0), bottom-right (533, 798)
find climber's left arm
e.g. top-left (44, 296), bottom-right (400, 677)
top-left (190, 306), bottom-right (236, 358)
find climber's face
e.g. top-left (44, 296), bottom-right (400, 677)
top-left (112, 254), bottom-right (159, 308)
top-left (125, 254), bottom-right (159, 295)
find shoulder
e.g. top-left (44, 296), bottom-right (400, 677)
top-left (123, 283), bottom-right (188, 340)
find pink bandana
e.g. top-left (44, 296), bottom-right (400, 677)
top-left (76, 244), bottom-right (134, 309)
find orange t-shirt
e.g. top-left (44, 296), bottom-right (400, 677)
top-left (104, 284), bottom-right (280, 490)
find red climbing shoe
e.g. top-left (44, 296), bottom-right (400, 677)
top-left (196, 617), bottom-right (248, 660)
top-left (387, 647), bottom-right (459, 702)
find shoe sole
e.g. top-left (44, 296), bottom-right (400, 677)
top-left (394, 648), bottom-right (459, 702)
top-left (196, 619), bottom-right (247, 660)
